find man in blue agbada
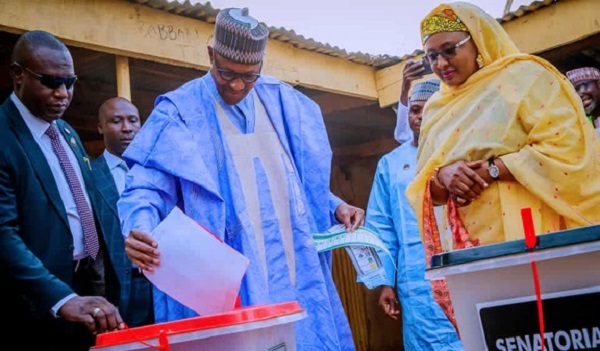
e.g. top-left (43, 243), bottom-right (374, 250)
top-left (118, 7), bottom-right (363, 351)
top-left (366, 78), bottom-right (464, 350)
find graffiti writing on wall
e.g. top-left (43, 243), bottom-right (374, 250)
top-left (138, 21), bottom-right (201, 42)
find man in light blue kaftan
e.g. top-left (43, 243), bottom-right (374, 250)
top-left (118, 8), bottom-right (363, 351)
top-left (366, 78), bottom-right (464, 350)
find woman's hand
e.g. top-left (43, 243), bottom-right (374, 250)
top-left (470, 157), bottom-right (515, 184)
top-left (438, 160), bottom-right (489, 203)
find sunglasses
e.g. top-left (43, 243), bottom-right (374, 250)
top-left (14, 62), bottom-right (78, 89)
top-left (423, 35), bottom-right (472, 65)
top-left (213, 59), bottom-right (261, 84)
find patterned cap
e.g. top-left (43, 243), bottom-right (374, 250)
top-left (566, 67), bottom-right (600, 85)
top-left (214, 8), bottom-right (269, 64)
top-left (410, 79), bottom-right (441, 103)
top-left (421, 8), bottom-right (468, 44)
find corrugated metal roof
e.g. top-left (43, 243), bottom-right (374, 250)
top-left (499, 0), bottom-right (559, 23)
top-left (129, 0), bottom-right (559, 69)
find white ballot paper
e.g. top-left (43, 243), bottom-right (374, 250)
top-left (145, 207), bottom-right (249, 316)
top-left (313, 224), bottom-right (394, 289)
top-left (313, 224), bottom-right (392, 257)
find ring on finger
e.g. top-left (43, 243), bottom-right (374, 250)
top-left (455, 197), bottom-right (467, 204)
top-left (93, 307), bottom-right (102, 318)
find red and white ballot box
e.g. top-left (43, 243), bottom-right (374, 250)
top-left (426, 225), bottom-right (600, 351)
top-left (93, 302), bottom-right (306, 351)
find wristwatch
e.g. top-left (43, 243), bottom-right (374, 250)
top-left (488, 158), bottom-right (499, 180)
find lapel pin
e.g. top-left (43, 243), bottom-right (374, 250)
top-left (83, 156), bottom-right (92, 170)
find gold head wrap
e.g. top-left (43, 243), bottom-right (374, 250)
top-left (420, 7), bottom-right (468, 44)
top-left (420, 2), bottom-right (519, 69)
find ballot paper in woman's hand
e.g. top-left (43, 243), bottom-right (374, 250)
top-left (145, 207), bottom-right (249, 316)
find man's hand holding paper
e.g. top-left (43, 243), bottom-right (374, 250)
top-left (125, 229), bottom-right (159, 271)
top-left (124, 207), bottom-right (249, 316)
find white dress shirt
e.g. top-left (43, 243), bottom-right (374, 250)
top-left (103, 150), bottom-right (139, 270)
top-left (102, 149), bottom-right (128, 194)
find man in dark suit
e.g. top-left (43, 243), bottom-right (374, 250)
top-left (0, 30), bottom-right (125, 351)
top-left (92, 97), bottom-right (153, 327)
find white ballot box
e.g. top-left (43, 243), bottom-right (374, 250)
top-left (425, 225), bottom-right (600, 351)
top-left (93, 302), bottom-right (306, 351)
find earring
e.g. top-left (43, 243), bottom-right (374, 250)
top-left (476, 54), bottom-right (484, 69)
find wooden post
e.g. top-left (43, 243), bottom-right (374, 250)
top-left (115, 55), bottom-right (131, 101)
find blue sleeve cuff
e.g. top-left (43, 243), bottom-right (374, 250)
top-left (329, 192), bottom-right (344, 223)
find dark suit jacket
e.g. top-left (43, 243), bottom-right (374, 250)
top-left (91, 154), bottom-right (153, 327)
top-left (0, 98), bottom-right (123, 350)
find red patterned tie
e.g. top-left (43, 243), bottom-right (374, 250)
top-left (45, 125), bottom-right (100, 260)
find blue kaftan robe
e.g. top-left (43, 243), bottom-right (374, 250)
top-left (366, 142), bottom-right (463, 350)
top-left (118, 73), bottom-right (354, 351)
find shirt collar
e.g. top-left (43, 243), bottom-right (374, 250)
top-left (10, 92), bottom-right (54, 140)
top-left (102, 149), bottom-right (123, 170)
